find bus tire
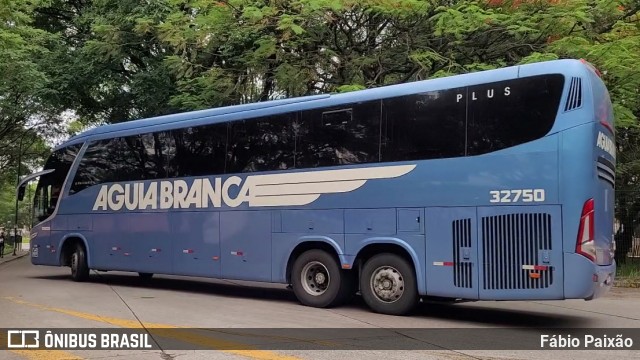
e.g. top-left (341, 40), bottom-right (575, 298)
top-left (138, 272), bottom-right (153, 279)
top-left (360, 253), bottom-right (418, 315)
top-left (291, 249), bottom-right (351, 308)
top-left (70, 243), bottom-right (90, 282)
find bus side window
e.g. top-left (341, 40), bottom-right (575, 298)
top-left (381, 90), bottom-right (466, 162)
top-left (226, 113), bottom-right (296, 174)
top-left (71, 131), bottom-right (178, 194)
top-left (466, 74), bottom-right (564, 156)
top-left (172, 125), bottom-right (226, 177)
top-left (70, 141), bottom-right (107, 194)
top-left (295, 101), bottom-right (380, 169)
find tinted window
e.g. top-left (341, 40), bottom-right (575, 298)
top-left (171, 124), bottom-right (226, 177)
top-left (34, 145), bottom-right (81, 222)
top-left (227, 114), bottom-right (295, 173)
top-left (295, 101), bottom-right (381, 168)
top-left (70, 132), bottom-right (174, 193)
top-left (381, 90), bottom-right (466, 161)
top-left (100, 135), bottom-right (160, 182)
top-left (154, 132), bottom-right (177, 177)
top-left (466, 74), bottom-right (564, 155)
top-left (67, 74), bottom-right (565, 195)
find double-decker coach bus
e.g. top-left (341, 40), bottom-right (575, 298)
top-left (17, 59), bottom-right (616, 315)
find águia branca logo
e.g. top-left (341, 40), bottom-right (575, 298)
top-left (92, 165), bottom-right (416, 211)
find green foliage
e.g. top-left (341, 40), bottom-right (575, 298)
top-left (7, 0), bottom-right (637, 126)
top-left (0, 0), bottom-right (639, 238)
top-left (0, 0), bottom-right (58, 135)
top-left (0, 181), bottom-right (35, 228)
top-left (38, 0), bottom-right (636, 113)
top-left (518, 52), bottom-right (560, 64)
top-left (0, 0), bottom-right (58, 188)
top-left (617, 261), bottom-right (640, 279)
top-left (539, 2), bottom-right (640, 237)
top-left (336, 84), bottom-right (367, 93)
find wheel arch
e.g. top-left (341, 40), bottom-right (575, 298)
top-left (353, 238), bottom-right (425, 295)
top-left (285, 236), bottom-right (347, 284)
top-left (58, 234), bottom-right (91, 268)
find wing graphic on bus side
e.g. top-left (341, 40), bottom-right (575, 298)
top-left (244, 164), bottom-right (417, 207)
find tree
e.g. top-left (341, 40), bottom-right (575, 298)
top-left (0, 0), bottom-right (59, 151)
top-left (537, 0), bottom-right (640, 263)
top-left (32, 0), bottom-right (181, 125)
top-left (1, 0), bottom-right (638, 259)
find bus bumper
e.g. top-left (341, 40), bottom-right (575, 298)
top-left (563, 253), bottom-right (615, 300)
top-left (30, 238), bottom-right (57, 266)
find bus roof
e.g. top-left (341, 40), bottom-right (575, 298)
top-left (59, 59), bottom-right (593, 150)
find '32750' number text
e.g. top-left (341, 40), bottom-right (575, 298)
top-left (489, 189), bottom-right (545, 203)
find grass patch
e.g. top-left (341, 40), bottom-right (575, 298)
top-left (1, 238), bottom-right (29, 256)
top-left (2, 245), bottom-right (15, 256)
top-left (618, 261), bottom-right (640, 277)
top-left (615, 261), bottom-right (640, 288)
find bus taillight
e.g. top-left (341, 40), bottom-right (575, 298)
top-left (580, 59), bottom-right (602, 77)
top-left (576, 198), bottom-right (596, 261)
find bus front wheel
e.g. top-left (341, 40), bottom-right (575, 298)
top-left (360, 253), bottom-right (418, 315)
top-left (291, 249), bottom-right (352, 308)
top-left (70, 243), bottom-right (90, 282)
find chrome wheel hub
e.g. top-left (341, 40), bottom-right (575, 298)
top-left (370, 266), bottom-right (404, 303)
top-left (301, 261), bottom-right (330, 296)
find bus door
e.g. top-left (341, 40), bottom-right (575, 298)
top-left (425, 207), bottom-right (479, 300)
top-left (21, 146), bottom-right (82, 265)
top-left (29, 173), bottom-right (59, 265)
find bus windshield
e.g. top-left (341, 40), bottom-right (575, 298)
top-left (32, 145), bottom-right (81, 224)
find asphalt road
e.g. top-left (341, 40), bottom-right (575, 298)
top-left (1, 255), bottom-right (639, 360)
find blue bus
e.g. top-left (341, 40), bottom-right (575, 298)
top-left (18, 59), bottom-right (616, 315)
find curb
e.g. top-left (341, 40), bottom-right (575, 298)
top-left (0, 252), bottom-right (29, 265)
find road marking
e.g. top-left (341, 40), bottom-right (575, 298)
top-left (3, 297), bottom-right (306, 360)
top-left (6, 350), bottom-right (83, 360)
top-left (0, 331), bottom-right (82, 360)
top-left (4, 296), bottom-right (166, 328)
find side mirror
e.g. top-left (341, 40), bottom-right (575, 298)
top-left (17, 185), bottom-right (26, 201)
top-left (15, 169), bottom-right (54, 201)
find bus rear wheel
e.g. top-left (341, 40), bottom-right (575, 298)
top-left (70, 243), bottom-right (90, 282)
top-left (360, 253), bottom-right (418, 315)
top-left (291, 249), bottom-right (352, 308)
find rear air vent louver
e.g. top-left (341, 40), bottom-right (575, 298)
top-left (597, 157), bottom-right (616, 187)
top-left (453, 219), bottom-right (472, 288)
top-left (482, 213), bottom-right (553, 290)
top-left (564, 77), bottom-right (582, 112)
